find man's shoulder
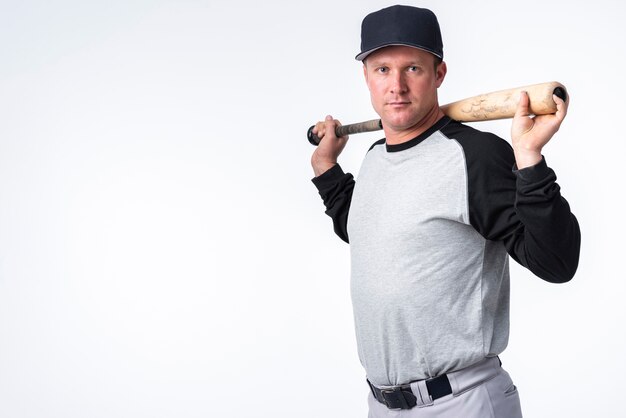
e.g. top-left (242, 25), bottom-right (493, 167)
top-left (441, 119), bottom-right (509, 146)
top-left (440, 119), bottom-right (513, 160)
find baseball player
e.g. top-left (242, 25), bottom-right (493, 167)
top-left (310, 5), bottom-right (581, 417)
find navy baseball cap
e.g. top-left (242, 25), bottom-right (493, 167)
top-left (356, 5), bottom-right (444, 61)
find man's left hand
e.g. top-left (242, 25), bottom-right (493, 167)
top-left (511, 90), bottom-right (568, 169)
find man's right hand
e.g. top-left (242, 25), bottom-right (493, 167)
top-left (311, 115), bottom-right (349, 177)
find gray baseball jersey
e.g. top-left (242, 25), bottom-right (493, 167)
top-left (312, 116), bottom-right (580, 386)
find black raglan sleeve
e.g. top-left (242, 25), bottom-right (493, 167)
top-left (453, 125), bottom-right (581, 283)
top-left (311, 164), bottom-right (355, 243)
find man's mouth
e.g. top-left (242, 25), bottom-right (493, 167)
top-left (387, 101), bottom-right (410, 107)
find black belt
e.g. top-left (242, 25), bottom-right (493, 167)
top-left (367, 374), bottom-right (452, 410)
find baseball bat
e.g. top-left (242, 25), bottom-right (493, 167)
top-left (307, 81), bottom-right (567, 146)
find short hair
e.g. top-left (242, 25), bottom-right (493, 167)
top-left (433, 56), bottom-right (443, 70)
top-left (363, 51), bottom-right (443, 71)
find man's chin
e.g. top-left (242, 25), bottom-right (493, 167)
top-left (381, 117), bottom-right (419, 132)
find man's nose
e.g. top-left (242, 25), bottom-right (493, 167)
top-left (389, 72), bottom-right (407, 94)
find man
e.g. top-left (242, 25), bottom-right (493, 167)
top-left (310, 5), bottom-right (580, 418)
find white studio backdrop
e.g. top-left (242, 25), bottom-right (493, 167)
top-left (0, 0), bottom-right (624, 417)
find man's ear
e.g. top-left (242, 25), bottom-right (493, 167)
top-left (363, 63), bottom-right (368, 84)
top-left (435, 61), bottom-right (447, 88)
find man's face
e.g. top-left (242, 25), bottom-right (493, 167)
top-left (363, 45), bottom-right (446, 134)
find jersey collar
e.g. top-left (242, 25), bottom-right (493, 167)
top-left (385, 116), bottom-right (452, 153)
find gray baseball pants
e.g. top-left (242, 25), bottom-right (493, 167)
top-left (367, 357), bottom-right (523, 418)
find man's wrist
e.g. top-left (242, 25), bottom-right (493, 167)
top-left (311, 156), bottom-right (337, 177)
top-left (513, 148), bottom-right (542, 170)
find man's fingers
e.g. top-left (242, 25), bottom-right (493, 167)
top-left (313, 115), bottom-right (348, 144)
top-left (323, 115), bottom-right (348, 139)
top-left (324, 115), bottom-right (338, 140)
top-left (313, 121), bottom-right (326, 138)
top-left (515, 91), bottom-right (531, 118)
top-left (552, 93), bottom-right (568, 121)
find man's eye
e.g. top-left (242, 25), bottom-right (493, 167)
top-left (377, 67), bottom-right (388, 73)
top-left (408, 66), bottom-right (419, 72)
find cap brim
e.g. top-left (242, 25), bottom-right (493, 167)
top-left (355, 43), bottom-right (443, 61)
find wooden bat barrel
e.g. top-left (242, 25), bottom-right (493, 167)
top-left (440, 81), bottom-right (567, 122)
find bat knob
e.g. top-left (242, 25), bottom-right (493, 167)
top-left (307, 125), bottom-right (321, 146)
top-left (553, 86), bottom-right (567, 102)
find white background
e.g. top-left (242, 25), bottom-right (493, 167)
top-left (1, 1), bottom-right (624, 417)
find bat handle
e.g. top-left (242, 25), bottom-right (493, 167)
top-left (307, 119), bottom-right (383, 146)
